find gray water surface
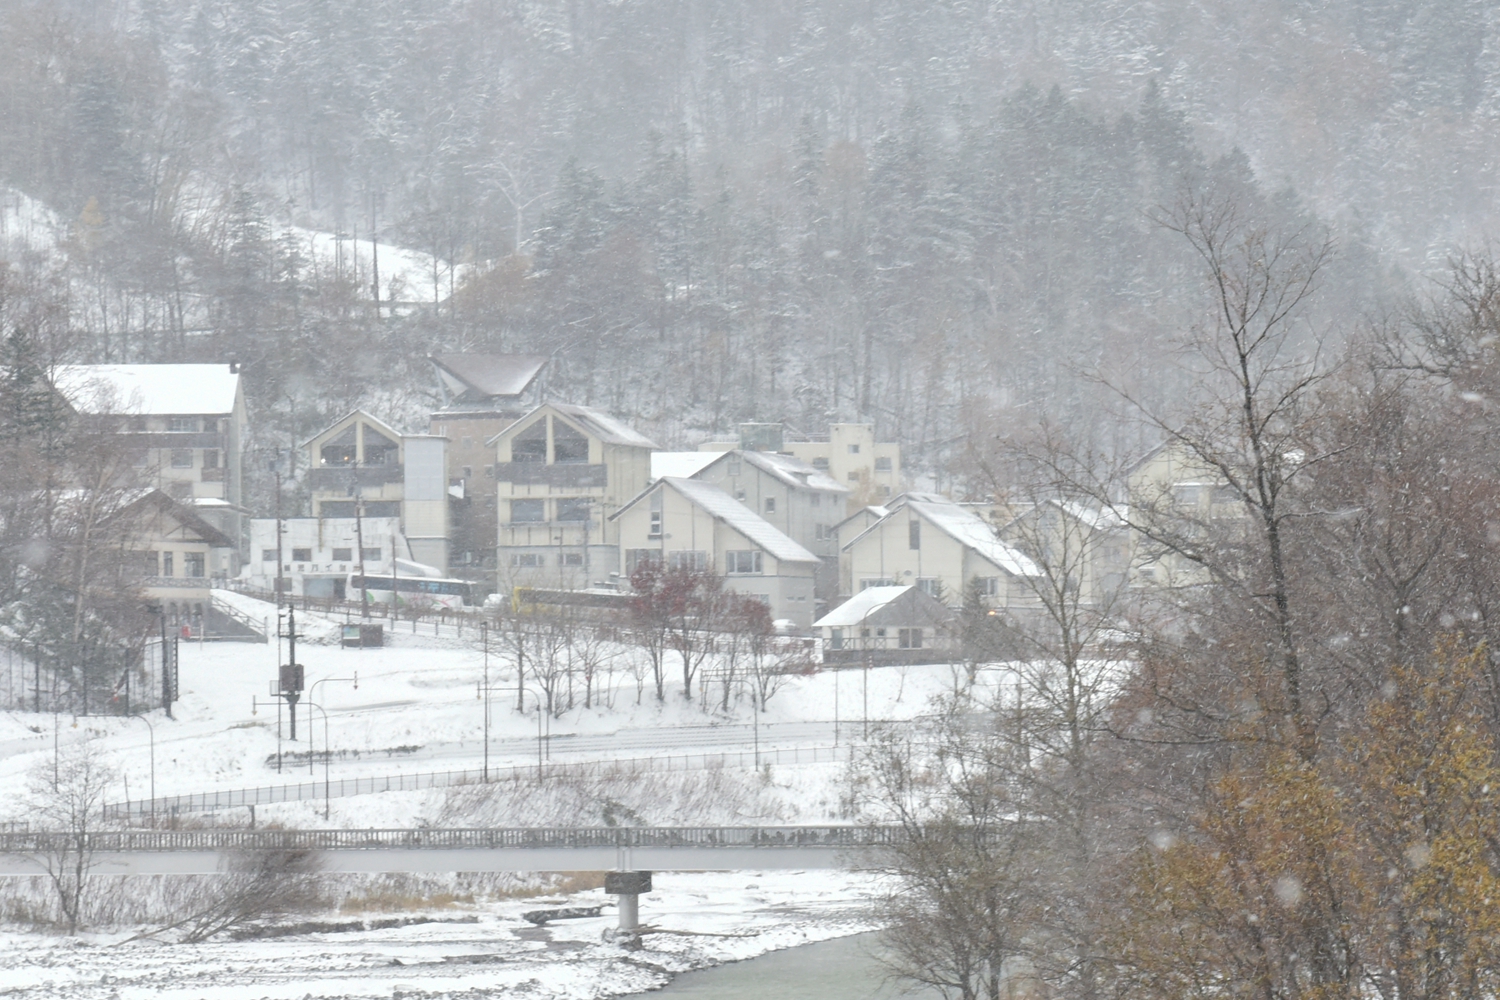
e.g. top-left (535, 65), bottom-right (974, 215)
top-left (646, 932), bottom-right (939, 999)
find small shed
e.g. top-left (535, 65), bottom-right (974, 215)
top-left (812, 585), bottom-right (956, 665)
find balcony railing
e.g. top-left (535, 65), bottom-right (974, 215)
top-left (495, 463), bottom-right (607, 487)
top-left (121, 431), bottom-right (227, 449)
top-left (141, 576), bottom-right (209, 590)
top-left (309, 466), bottom-right (403, 490)
top-left (200, 467), bottom-right (225, 482)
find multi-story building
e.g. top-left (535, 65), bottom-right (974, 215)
top-left (839, 492), bottom-right (1041, 609)
top-left (611, 477), bottom-right (820, 629)
top-left (52, 363), bottom-right (248, 562)
top-left (654, 449), bottom-right (848, 606)
top-left (303, 410), bottom-right (450, 570)
top-left (490, 402), bottom-right (657, 587)
top-left (427, 354), bottom-right (548, 570)
top-left (125, 489), bottom-right (238, 625)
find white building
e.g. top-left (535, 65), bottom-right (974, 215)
top-left (242, 516), bottom-right (407, 600)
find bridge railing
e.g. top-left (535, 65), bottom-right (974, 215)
top-left (104, 744), bottom-right (850, 820)
top-left (0, 826), bottom-right (907, 853)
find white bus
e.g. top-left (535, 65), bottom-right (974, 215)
top-left (347, 573), bottom-right (475, 609)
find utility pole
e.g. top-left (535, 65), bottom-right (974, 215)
top-left (280, 606), bottom-right (304, 740)
top-left (352, 461), bottom-right (369, 620)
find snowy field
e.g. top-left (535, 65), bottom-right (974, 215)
top-left (0, 592), bottom-right (1013, 996)
top-left (0, 868), bottom-right (882, 999)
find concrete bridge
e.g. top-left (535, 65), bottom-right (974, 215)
top-left (0, 826), bottom-right (899, 875)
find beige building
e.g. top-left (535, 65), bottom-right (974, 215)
top-left (611, 477), bottom-right (820, 629)
top-left (698, 422), bottom-right (902, 510)
top-left (996, 500), bottom-right (1131, 607)
top-left (52, 363), bottom-right (248, 561)
top-left (490, 402), bottom-right (657, 587)
top-left (1124, 440), bottom-right (1240, 589)
top-left (124, 489), bottom-right (237, 628)
top-left (839, 493), bottom-right (1040, 609)
top-left (304, 410), bottom-right (451, 570)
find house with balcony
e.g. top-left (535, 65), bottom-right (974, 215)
top-left (489, 402), bottom-right (657, 587)
top-left (653, 448), bottom-right (848, 606)
top-left (610, 477), bottom-right (821, 629)
top-left (699, 422), bottom-right (901, 510)
top-left (1124, 440), bottom-right (1244, 590)
top-left (304, 410), bottom-right (450, 569)
top-left (840, 493), bottom-right (1041, 609)
top-left (51, 363), bottom-right (247, 561)
top-left (428, 353), bottom-right (549, 570)
top-left (122, 489), bottom-right (237, 628)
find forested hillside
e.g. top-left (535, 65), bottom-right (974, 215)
top-left (1, 0), bottom-right (1496, 495)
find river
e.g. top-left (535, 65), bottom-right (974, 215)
top-left (641, 931), bottom-right (940, 999)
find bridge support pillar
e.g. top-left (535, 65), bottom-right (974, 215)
top-left (604, 870), bottom-right (652, 944)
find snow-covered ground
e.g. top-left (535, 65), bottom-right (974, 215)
top-left (0, 592), bottom-right (1004, 995)
top-left (0, 868), bottom-right (883, 999)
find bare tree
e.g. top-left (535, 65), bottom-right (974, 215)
top-left (26, 738), bottom-right (117, 935)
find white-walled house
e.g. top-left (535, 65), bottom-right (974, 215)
top-left (812, 585), bottom-right (957, 665)
top-left (840, 493), bottom-right (1041, 609)
top-left (657, 448), bottom-right (848, 604)
top-left (610, 477), bottom-right (820, 629)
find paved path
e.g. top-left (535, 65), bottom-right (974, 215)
top-left (0, 826), bottom-right (897, 875)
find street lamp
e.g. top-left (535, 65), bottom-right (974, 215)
top-left (307, 674), bottom-right (358, 777)
top-left (128, 714), bottom-right (156, 825)
top-left (305, 700), bottom-right (332, 819)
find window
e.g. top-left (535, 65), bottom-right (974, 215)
top-left (1211, 484), bottom-right (1239, 505)
top-left (291, 548), bottom-right (312, 562)
top-left (557, 498), bottom-right (591, 521)
top-left (812, 457), bottom-right (829, 471)
top-left (1172, 484), bottom-right (1202, 506)
top-left (898, 627), bottom-right (923, 649)
top-left (875, 456), bottom-right (892, 471)
top-left (625, 549), bottom-right (661, 573)
top-left (552, 421), bottom-right (590, 463)
top-left (764, 497), bottom-right (776, 514)
top-left (184, 552), bottom-right (205, 578)
top-left (848, 444), bottom-right (860, 454)
top-left (669, 550), bottom-right (707, 571)
top-left (361, 547), bottom-right (381, 562)
top-left (975, 577), bottom-right (999, 597)
top-left (909, 519), bottom-right (921, 550)
top-left (511, 498), bottom-right (545, 523)
top-left (332, 548), bottom-right (352, 562)
top-left (649, 510), bottom-right (663, 538)
top-left (725, 550), bottom-right (763, 574)
top-left (917, 578), bottom-right (942, 598)
top-left (145, 552), bottom-right (159, 576)
top-left (161, 552), bottom-right (174, 577)
top-left (362, 426), bottom-right (399, 466)
top-left (321, 425), bottom-right (357, 466)
top-left (727, 458), bottom-right (741, 476)
top-left (261, 549), bottom-right (276, 562)
top-left (462, 466), bottom-right (472, 479)
top-left (512, 420), bottom-right (548, 463)
top-left (202, 450), bottom-right (220, 471)
top-left (561, 552), bottom-right (584, 567)
top-left (830, 628), bottom-right (844, 650)
top-left (168, 417), bottom-right (198, 432)
top-left (735, 490), bottom-right (746, 502)
top-left (815, 524), bottom-right (830, 541)
top-left (882, 485), bottom-right (891, 497)
top-left (848, 472), bottom-right (860, 482)
top-left (861, 578), bottom-right (897, 590)
top-left (170, 449), bottom-right (194, 468)
top-left (511, 553), bottom-right (544, 567)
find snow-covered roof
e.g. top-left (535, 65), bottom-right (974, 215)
top-left (904, 497), bottom-right (1041, 577)
top-left (813, 586), bottom-right (913, 628)
top-left (737, 450), bottom-right (849, 493)
top-left (53, 364), bottom-right (240, 416)
top-left (430, 354), bottom-right (547, 398)
top-left (616, 478), bottom-right (819, 564)
top-left (301, 409), bottom-right (406, 449)
top-left (833, 505), bottom-right (890, 532)
top-left (551, 402), bottom-right (658, 449)
top-left (1053, 499), bottom-right (1126, 531)
top-left (651, 451), bottom-right (721, 481)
